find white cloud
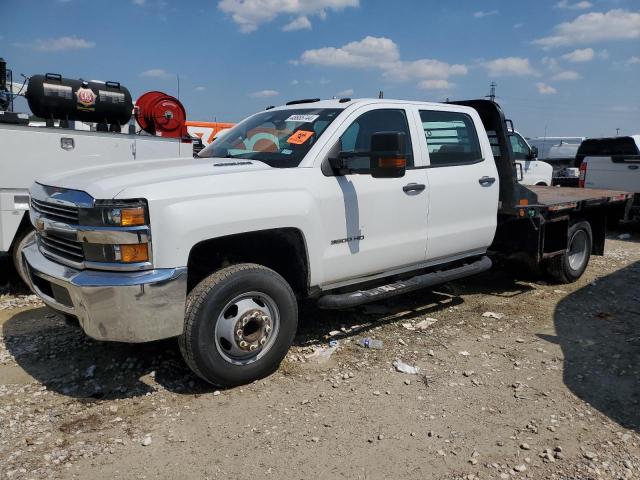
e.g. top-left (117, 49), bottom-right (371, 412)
top-left (337, 88), bottom-right (354, 96)
top-left (218, 0), bottom-right (358, 33)
top-left (250, 89), bottom-right (279, 98)
top-left (140, 68), bottom-right (172, 78)
top-left (537, 82), bottom-right (557, 94)
top-left (555, 0), bottom-right (592, 10)
top-left (628, 56), bottom-right (640, 64)
top-left (195, 86), bottom-right (206, 91)
top-left (514, 23), bottom-right (524, 29)
top-left (13, 35), bottom-right (95, 52)
top-left (551, 70), bottom-right (581, 81)
top-left (291, 79), bottom-right (300, 85)
top-left (561, 47), bottom-right (594, 62)
top-left (473, 10), bottom-right (498, 18)
top-left (481, 57), bottom-right (535, 77)
top-left (298, 36), bottom-right (467, 89)
top-left (282, 15), bottom-right (312, 31)
top-left (533, 9), bottom-right (640, 49)
top-left (386, 59), bottom-right (467, 81)
top-left (132, 0), bottom-right (145, 5)
top-left (418, 79), bottom-right (452, 90)
top-left (597, 49), bottom-right (609, 60)
top-left (300, 36), bottom-right (400, 68)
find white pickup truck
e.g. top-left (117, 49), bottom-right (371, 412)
top-left (577, 135), bottom-right (640, 221)
top-left (22, 98), bottom-right (632, 386)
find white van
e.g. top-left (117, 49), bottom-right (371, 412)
top-left (489, 130), bottom-right (553, 186)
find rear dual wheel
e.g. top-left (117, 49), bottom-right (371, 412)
top-left (544, 221), bottom-right (592, 283)
top-left (179, 263), bottom-right (298, 387)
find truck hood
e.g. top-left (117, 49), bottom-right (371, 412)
top-left (36, 157), bottom-right (272, 199)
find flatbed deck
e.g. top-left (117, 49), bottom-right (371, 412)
top-left (527, 185), bottom-right (633, 209)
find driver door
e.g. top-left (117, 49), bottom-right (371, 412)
top-left (313, 105), bottom-right (429, 287)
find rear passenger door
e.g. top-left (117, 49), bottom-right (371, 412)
top-left (418, 108), bottom-right (499, 262)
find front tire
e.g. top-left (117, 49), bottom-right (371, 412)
top-left (544, 221), bottom-right (592, 283)
top-left (179, 263), bottom-right (298, 387)
top-left (11, 228), bottom-right (35, 286)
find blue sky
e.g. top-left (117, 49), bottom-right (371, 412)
top-left (2, 0), bottom-right (639, 137)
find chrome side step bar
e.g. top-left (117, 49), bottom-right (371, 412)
top-left (317, 256), bottom-right (492, 309)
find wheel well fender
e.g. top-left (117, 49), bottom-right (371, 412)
top-left (186, 228), bottom-right (310, 297)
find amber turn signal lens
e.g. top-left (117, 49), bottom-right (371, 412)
top-left (378, 157), bottom-right (406, 168)
top-left (120, 243), bottom-right (149, 263)
top-left (121, 207), bottom-right (146, 226)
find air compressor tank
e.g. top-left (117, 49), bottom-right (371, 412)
top-left (26, 73), bottom-right (133, 125)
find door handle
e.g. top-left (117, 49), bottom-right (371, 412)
top-left (629, 165), bottom-right (639, 170)
top-left (403, 183), bottom-right (426, 193)
top-left (479, 176), bottom-right (496, 186)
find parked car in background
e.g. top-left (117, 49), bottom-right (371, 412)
top-left (528, 136), bottom-right (585, 186)
top-left (489, 129), bottom-right (553, 185)
top-left (577, 135), bottom-right (640, 221)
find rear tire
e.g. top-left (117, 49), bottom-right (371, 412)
top-left (11, 228), bottom-right (35, 286)
top-left (544, 221), bottom-right (592, 283)
top-left (179, 263), bottom-right (298, 387)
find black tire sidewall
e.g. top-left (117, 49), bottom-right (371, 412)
top-left (563, 221), bottom-right (592, 280)
top-left (12, 229), bottom-right (35, 286)
top-left (188, 268), bottom-right (297, 386)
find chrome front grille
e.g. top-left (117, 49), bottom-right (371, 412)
top-left (31, 198), bottom-right (80, 224)
top-left (39, 233), bottom-right (85, 264)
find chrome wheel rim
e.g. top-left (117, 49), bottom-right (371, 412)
top-left (568, 229), bottom-right (588, 271)
top-left (214, 292), bottom-right (280, 365)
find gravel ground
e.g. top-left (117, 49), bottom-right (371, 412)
top-left (0, 232), bottom-right (639, 480)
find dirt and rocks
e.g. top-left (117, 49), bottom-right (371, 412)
top-left (1, 232), bottom-right (639, 480)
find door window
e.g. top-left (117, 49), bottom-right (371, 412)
top-left (339, 109), bottom-right (414, 172)
top-left (420, 110), bottom-right (482, 167)
top-left (509, 133), bottom-right (530, 160)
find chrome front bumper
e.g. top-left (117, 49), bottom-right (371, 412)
top-left (23, 243), bottom-right (187, 343)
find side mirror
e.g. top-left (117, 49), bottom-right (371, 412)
top-left (369, 132), bottom-right (407, 178)
top-left (516, 162), bottom-right (524, 182)
top-left (527, 145), bottom-right (538, 160)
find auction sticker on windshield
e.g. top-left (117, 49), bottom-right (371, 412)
top-left (286, 114), bottom-right (319, 123)
top-left (287, 130), bottom-right (314, 145)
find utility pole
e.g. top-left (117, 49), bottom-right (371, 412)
top-left (616, 128), bottom-right (620, 136)
top-left (486, 81), bottom-right (497, 102)
top-left (378, 90), bottom-right (384, 99)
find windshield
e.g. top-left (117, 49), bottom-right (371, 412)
top-left (198, 108), bottom-right (342, 168)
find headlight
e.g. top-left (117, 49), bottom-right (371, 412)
top-left (79, 200), bottom-right (151, 266)
top-left (78, 201), bottom-right (148, 227)
top-left (84, 243), bottom-right (150, 264)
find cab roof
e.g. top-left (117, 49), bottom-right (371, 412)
top-left (268, 98), bottom-right (457, 111)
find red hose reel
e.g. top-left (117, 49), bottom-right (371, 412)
top-left (134, 91), bottom-right (188, 138)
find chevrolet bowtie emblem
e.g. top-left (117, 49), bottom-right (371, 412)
top-left (35, 218), bottom-right (45, 232)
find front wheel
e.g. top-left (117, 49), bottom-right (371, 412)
top-left (12, 228), bottom-right (35, 286)
top-left (544, 220), bottom-right (592, 283)
top-left (179, 263), bottom-right (298, 387)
